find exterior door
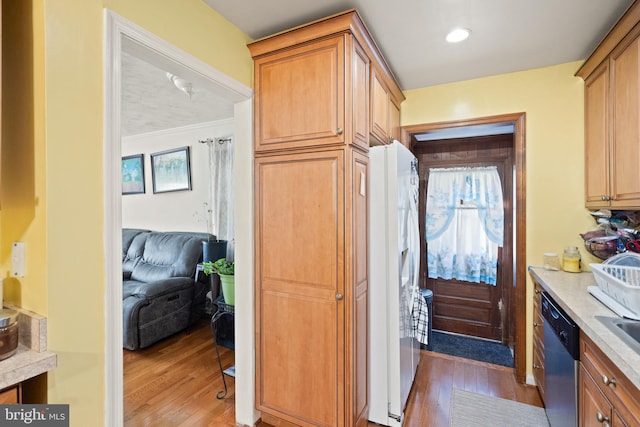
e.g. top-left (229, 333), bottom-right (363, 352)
top-left (416, 134), bottom-right (514, 343)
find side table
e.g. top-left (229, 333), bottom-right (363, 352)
top-left (195, 263), bottom-right (215, 316)
top-left (211, 295), bottom-right (235, 399)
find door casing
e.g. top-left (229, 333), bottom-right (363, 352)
top-left (401, 112), bottom-right (526, 383)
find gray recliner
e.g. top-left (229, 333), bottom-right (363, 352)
top-left (122, 229), bottom-right (213, 350)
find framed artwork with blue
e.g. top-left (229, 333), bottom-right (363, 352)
top-left (122, 154), bottom-right (145, 195)
top-left (150, 146), bottom-right (192, 193)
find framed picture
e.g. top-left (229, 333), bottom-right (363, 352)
top-left (122, 154), bottom-right (145, 195)
top-left (150, 146), bottom-right (192, 193)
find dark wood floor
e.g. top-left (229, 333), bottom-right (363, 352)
top-left (124, 319), bottom-right (542, 427)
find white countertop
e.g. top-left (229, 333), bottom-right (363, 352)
top-left (529, 267), bottom-right (640, 389)
top-left (0, 305), bottom-right (57, 390)
top-left (0, 345), bottom-right (57, 389)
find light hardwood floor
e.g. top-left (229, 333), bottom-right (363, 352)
top-left (124, 319), bottom-right (542, 427)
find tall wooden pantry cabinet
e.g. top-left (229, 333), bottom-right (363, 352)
top-left (249, 10), bottom-right (403, 427)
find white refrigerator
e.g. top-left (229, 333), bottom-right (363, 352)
top-left (368, 141), bottom-right (421, 426)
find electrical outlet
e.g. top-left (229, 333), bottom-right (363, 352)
top-left (12, 242), bottom-right (25, 277)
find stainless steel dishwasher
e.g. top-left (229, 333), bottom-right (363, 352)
top-left (542, 291), bottom-right (580, 427)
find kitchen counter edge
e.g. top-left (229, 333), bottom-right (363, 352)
top-left (529, 266), bottom-right (640, 390)
top-left (0, 304), bottom-right (57, 390)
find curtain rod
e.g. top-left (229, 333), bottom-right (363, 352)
top-left (198, 136), bottom-right (232, 144)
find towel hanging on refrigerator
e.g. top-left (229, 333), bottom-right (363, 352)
top-left (411, 291), bottom-right (429, 345)
top-left (425, 166), bottom-right (504, 285)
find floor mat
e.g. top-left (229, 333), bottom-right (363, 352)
top-left (430, 330), bottom-right (514, 367)
top-left (450, 388), bottom-right (548, 427)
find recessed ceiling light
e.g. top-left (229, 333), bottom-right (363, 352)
top-left (446, 28), bottom-right (471, 43)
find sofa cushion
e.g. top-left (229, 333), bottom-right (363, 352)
top-left (122, 228), bottom-right (151, 260)
top-left (123, 232), bottom-right (150, 278)
top-left (130, 232), bottom-right (203, 282)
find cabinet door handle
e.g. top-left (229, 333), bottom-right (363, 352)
top-left (601, 375), bottom-right (617, 387)
top-left (534, 288), bottom-right (541, 294)
top-left (533, 322), bottom-right (540, 327)
top-left (336, 128), bottom-right (343, 135)
top-left (596, 412), bottom-right (610, 424)
top-left (336, 293), bottom-right (344, 301)
top-left (533, 364), bottom-right (542, 369)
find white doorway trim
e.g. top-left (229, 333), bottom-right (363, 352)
top-left (103, 10), bottom-right (255, 426)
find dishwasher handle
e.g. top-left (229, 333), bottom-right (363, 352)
top-left (559, 330), bottom-right (569, 345)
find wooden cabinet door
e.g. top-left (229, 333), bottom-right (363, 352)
top-left (580, 364), bottom-right (613, 427)
top-left (370, 67), bottom-right (390, 145)
top-left (389, 100), bottom-right (401, 143)
top-left (584, 60), bottom-right (610, 208)
top-left (349, 149), bottom-right (369, 426)
top-left (613, 409), bottom-right (634, 427)
top-left (610, 33), bottom-right (640, 208)
top-left (350, 39), bottom-right (370, 152)
top-left (532, 283), bottom-right (545, 402)
top-left (254, 36), bottom-right (345, 152)
top-left (0, 385), bottom-right (20, 404)
top-left (255, 150), bottom-right (345, 426)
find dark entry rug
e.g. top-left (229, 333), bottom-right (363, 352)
top-left (430, 331), bottom-right (514, 367)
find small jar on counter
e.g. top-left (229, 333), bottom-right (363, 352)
top-left (562, 246), bottom-right (582, 273)
top-left (543, 252), bottom-right (561, 270)
top-left (0, 308), bottom-right (19, 360)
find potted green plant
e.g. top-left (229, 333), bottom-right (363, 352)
top-left (203, 257), bottom-right (235, 305)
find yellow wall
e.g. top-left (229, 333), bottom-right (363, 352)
top-left (402, 61), bottom-right (600, 378)
top-left (1, 0), bottom-right (47, 313)
top-left (105, 0), bottom-right (253, 88)
top-left (1, 0), bottom-right (252, 425)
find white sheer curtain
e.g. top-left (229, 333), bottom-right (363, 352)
top-left (207, 138), bottom-right (234, 241)
top-left (425, 166), bottom-right (504, 285)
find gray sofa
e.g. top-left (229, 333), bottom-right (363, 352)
top-left (122, 229), bottom-right (214, 350)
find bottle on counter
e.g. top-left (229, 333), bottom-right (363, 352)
top-left (543, 252), bottom-right (561, 270)
top-left (562, 246), bottom-right (582, 273)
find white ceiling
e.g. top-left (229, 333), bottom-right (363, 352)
top-left (203, 0), bottom-right (633, 89)
top-left (121, 0), bottom-right (633, 137)
top-left (121, 49), bottom-right (234, 137)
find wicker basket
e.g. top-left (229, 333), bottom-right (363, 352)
top-left (591, 263), bottom-right (640, 315)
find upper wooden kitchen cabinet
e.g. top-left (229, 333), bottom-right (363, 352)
top-left (583, 60), bottom-right (610, 208)
top-left (251, 12), bottom-right (404, 154)
top-left (370, 63), bottom-right (404, 145)
top-left (249, 9), bottom-right (400, 427)
top-left (577, 2), bottom-right (640, 209)
top-left (253, 35), bottom-right (347, 152)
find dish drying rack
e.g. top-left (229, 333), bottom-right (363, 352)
top-left (590, 262), bottom-right (640, 319)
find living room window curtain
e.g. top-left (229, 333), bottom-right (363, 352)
top-left (208, 138), bottom-right (234, 241)
top-left (425, 166), bottom-right (504, 285)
